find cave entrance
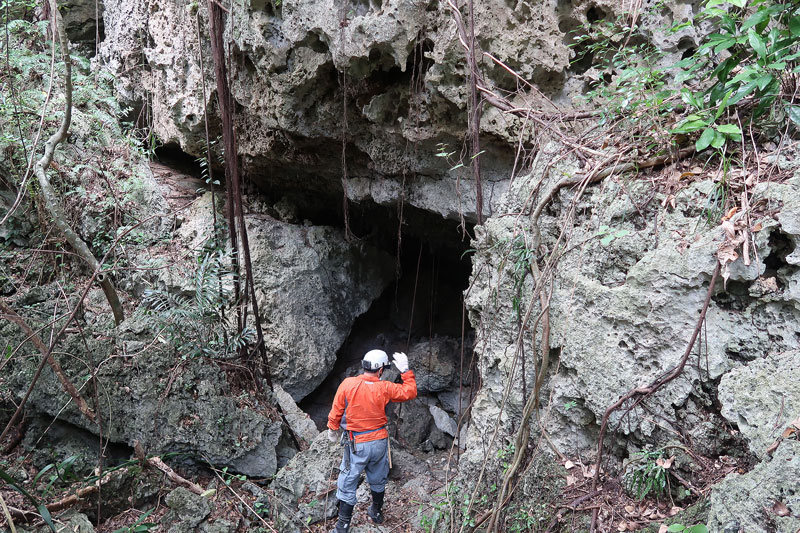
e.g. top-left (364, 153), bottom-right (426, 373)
top-left (298, 201), bottom-right (477, 452)
top-left (148, 144), bottom-right (478, 450)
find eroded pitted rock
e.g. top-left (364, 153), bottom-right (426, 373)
top-left (271, 433), bottom-right (344, 528)
top-left (707, 441), bottom-right (800, 533)
top-left (271, 431), bottom-right (431, 528)
top-left (246, 215), bottom-right (395, 401)
top-left (149, 192), bottom-right (395, 402)
top-left (718, 349), bottom-right (800, 459)
top-left (1, 311), bottom-right (283, 478)
top-left (461, 147), bottom-right (800, 483)
top-left (61, 0), bottom-right (104, 43)
top-left (98, 0), bottom-right (700, 225)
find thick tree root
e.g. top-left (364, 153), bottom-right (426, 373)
top-left (589, 262), bottom-right (721, 532)
top-left (0, 300), bottom-right (96, 423)
top-left (34, 0), bottom-right (124, 325)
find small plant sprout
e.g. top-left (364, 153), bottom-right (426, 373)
top-left (595, 225), bottom-right (631, 246)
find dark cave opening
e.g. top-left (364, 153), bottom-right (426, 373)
top-left (298, 207), bottom-right (476, 442)
top-left (154, 143), bottom-right (206, 176)
top-left (149, 142), bottom-right (477, 449)
top-left (763, 228), bottom-right (797, 286)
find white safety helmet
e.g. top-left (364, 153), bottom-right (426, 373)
top-left (362, 349), bottom-right (390, 371)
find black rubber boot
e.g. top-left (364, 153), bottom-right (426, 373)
top-left (367, 490), bottom-right (385, 524)
top-left (331, 501), bottom-right (354, 533)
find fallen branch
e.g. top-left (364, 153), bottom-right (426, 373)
top-left (0, 492), bottom-right (16, 533)
top-left (544, 490), bottom-right (603, 533)
top-left (1, 415), bottom-right (26, 455)
top-left (147, 456), bottom-right (204, 495)
top-left (589, 262), bottom-right (722, 532)
top-left (6, 470), bottom-right (114, 520)
top-left (0, 299), bottom-right (95, 423)
top-left (7, 455), bottom-right (203, 522)
top-left (208, 465), bottom-right (278, 532)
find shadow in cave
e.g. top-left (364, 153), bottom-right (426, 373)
top-left (148, 142), bottom-right (478, 449)
top-left (299, 216), bottom-right (477, 444)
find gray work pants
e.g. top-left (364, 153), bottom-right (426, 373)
top-left (336, 438), bottom-right (389, 505)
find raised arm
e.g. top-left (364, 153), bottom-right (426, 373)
top-left (385, 369), bottom-right (417, 402)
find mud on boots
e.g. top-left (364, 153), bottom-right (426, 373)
top-left (326, 349), bottom-right (417, 529)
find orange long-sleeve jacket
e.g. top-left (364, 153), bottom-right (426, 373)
top-left (327, 370), bottom-right (417, 443)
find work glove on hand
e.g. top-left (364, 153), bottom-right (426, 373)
top-left (392, 352), bottom-right (409, 373)
top-left (327, 429), bottom-right (340, 443)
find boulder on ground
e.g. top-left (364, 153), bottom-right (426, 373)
top-left (707, 441), bottom-right (800, 533)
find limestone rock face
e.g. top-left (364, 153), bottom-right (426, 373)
top-left (457, 142), bottom-right (800, 527)
top-left (98, 0), bottom-right (697, 223)
top-left (271, 434), bottom-right (342, 527)
top-left (271, 431), bottom-right (432, 529)
top-left (406, 336), bottom-right (463, 394)
top-left (245, 216), bottom-right (395, 401)
top-left (1, 311), bottom-right (283, 478)
top-left (152, 192), bottom-right (395, 401)
top-left (707, 441), bottom-right (800, 533)
top-left (718, 350), bottom-right (800, 460)
top-left (61, 0), bottom-right (104, 43)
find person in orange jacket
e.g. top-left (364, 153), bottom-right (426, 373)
top-left (326, 349), bottom-right (417, 532)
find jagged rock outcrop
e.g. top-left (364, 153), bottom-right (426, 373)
top-left (3, 159), bottom-right (397, 478)
top-left (97, 0), bottom-right (701, 224)
top-left (270, 431), bottom-right (437, 530)
top-left (707, 441), bottom-right (800, 533)
top-left (163, 487), bottom-right (237, 533)
top-left (245, 215), bottom-right (395, 400)
top-left (1, 309), bottom-right (284, 478)
top-left (157, 191), bottom-right (396, 401)
top-left (61, 0), bottom-right (104, 43)
top-left (458, 143), bottom-right (800, 526)
top-left (718, 349), bottom-right (800, 460)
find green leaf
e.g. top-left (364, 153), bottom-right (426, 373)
top-left (719, 12), bottom-right (737, 34)
top-left (790, 16), bottom-right (800, 37)
top-left (741, 8), bottom-right (773, 31)
top-left (728, 0), bottom-right (746, 7)
top-left (709, 82), bottom-right (730, 106)
top-left (681, 89), bottom-right (702, 109)
top-left (787, 105), bottom-right (800, 127)
top-left (667, 524), bottom-right (686, 532)
top-left (748, 29), bottom-right (768, 59)
top-left (673, 119), bottom-right (710, 134)
top-left (0, 467), bottom-right (57, 532)
top-left (713, 37), bottom-right (737, 54)
top-left (755, 74), bottom-right (774, 91)
top-left (716, 124), bottom-right (741, 135)
top-left (696, 127), bottom-right (716, 151)
top-left (714, 90), bottom-right (733, 120)
top-left (687, 526), bottom-right (709, 533)
top-left (711, 130), bottom-right (727, 148)
top-left (728, 80), bottom-right (759, 105)
top-left (33, 463), bottom-right (55, 484)
top-left (674, 57), bottom-right (697, 69)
